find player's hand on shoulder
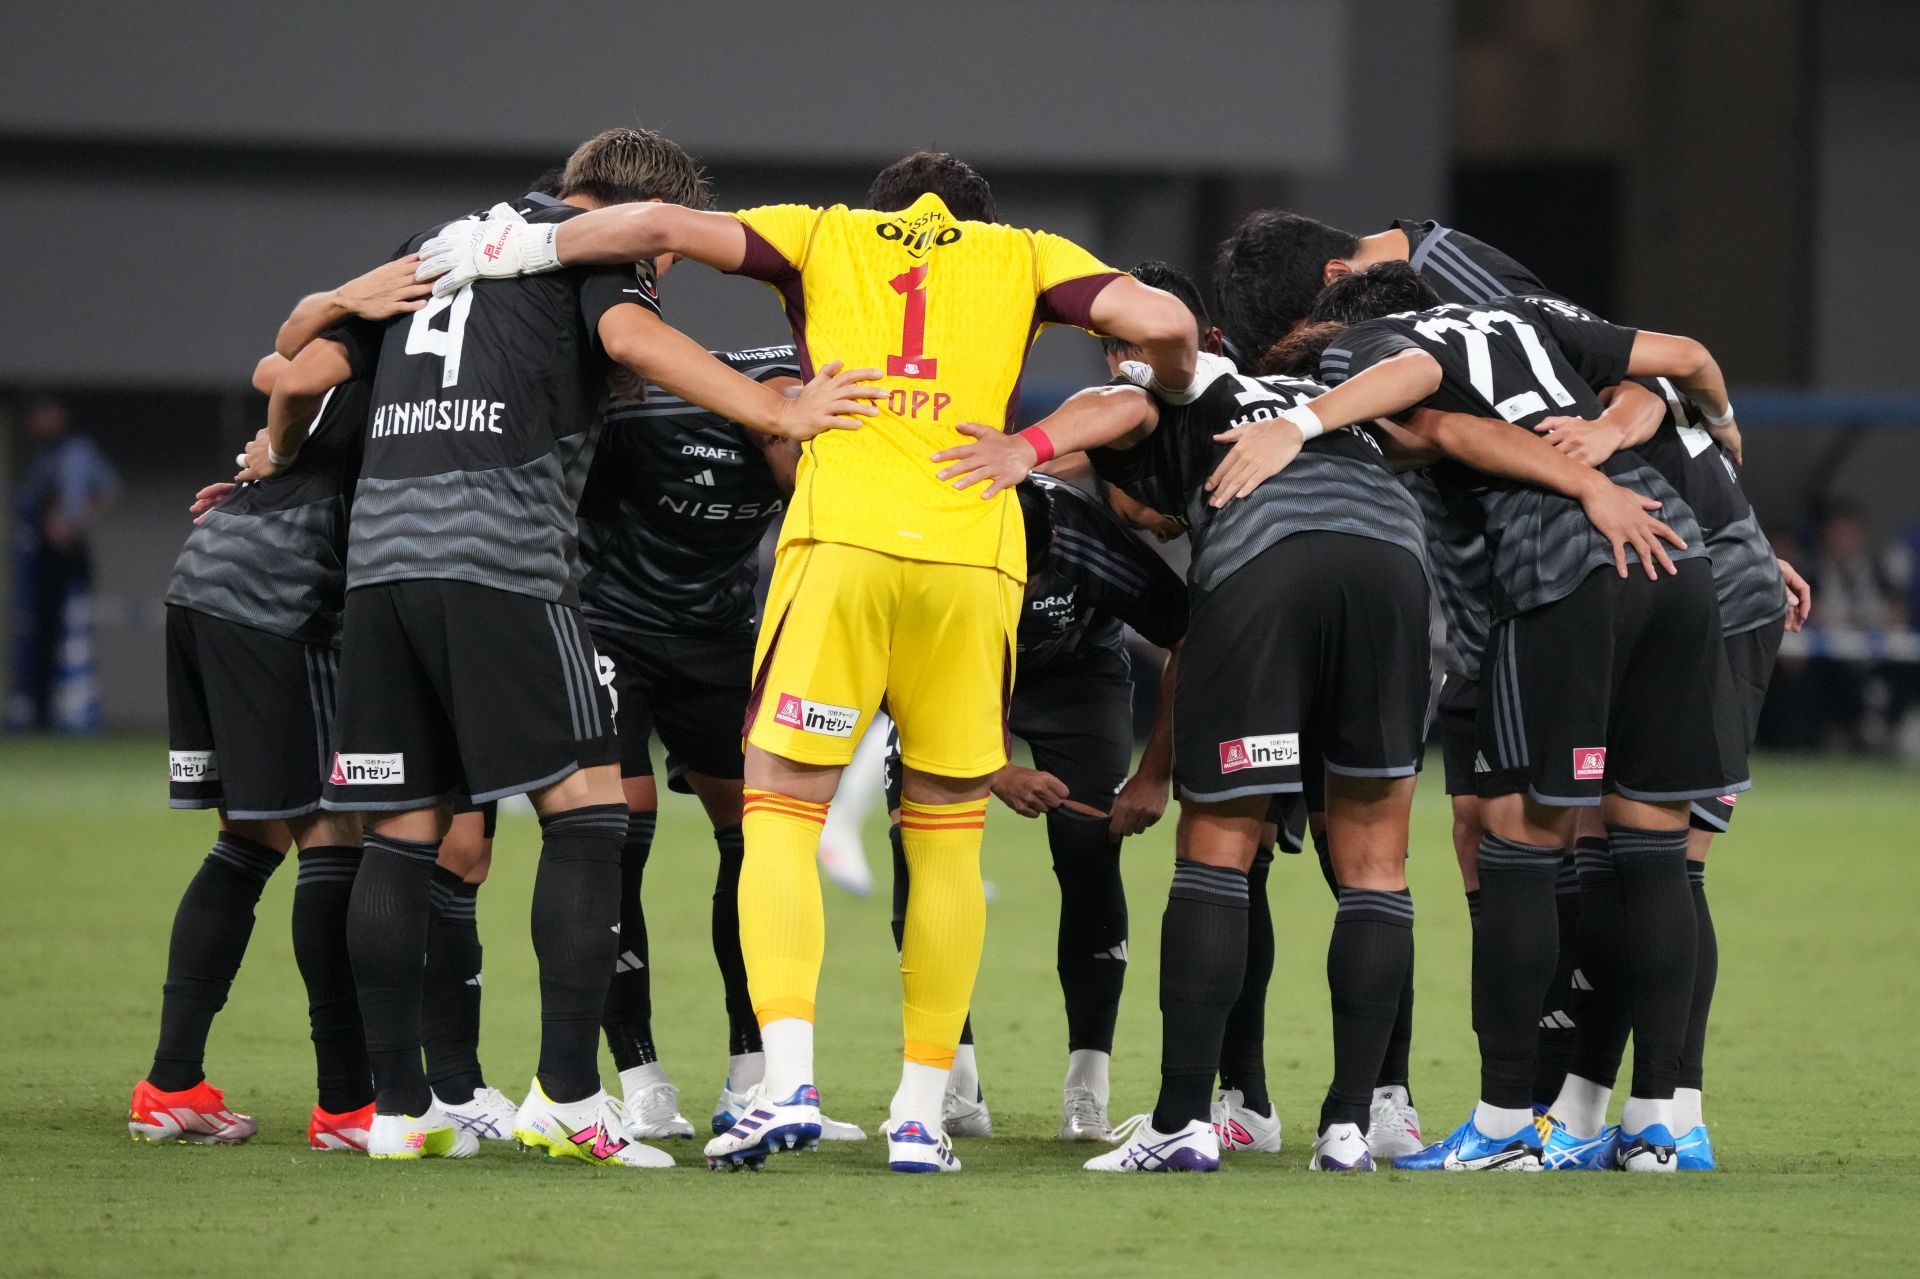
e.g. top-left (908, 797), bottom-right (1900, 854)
top-left (991, 765), bottom-right (1070, 818)
top-left (1204, 417), bottom-right (1307, 507)
top-left (416, 203), bottom-right (562, 298)
top-left (1778, 556), bottom-right (1813, 632)
top-left (1577, 476), bottom-right (1686, 581)
top-left (772, 360), bottom-right (883, 441)
top-left (933, 423), bottom-right (1035, 498)
top-left (337, 254), bottom-right (432, 320)
top-left (1108, 769), bottom-right (1170, 837)
top-left (1533, 414), bottom-right (1619, 467)
top-left (1118, 350), bottom-right (1234, 406)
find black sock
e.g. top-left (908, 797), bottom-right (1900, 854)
top-left (1472, 833), bottom-right (1561, 1110)
top-left (710, 825), bottom-right (759, 1057)
top-left (1533, 855), bottom-right (1583, 1106)
top-left (603, 810), bottom-right (657, 1073)
top-left (1152, 860), bottom-right (1248, 1133)
top-left (1465, 888), bottom-right (1483, 928)
top-left (1218, 847), bottom-right (1273, 1114)
top-left (422, 867), bottom-right (484, 1105)
top-left (149, 833), bottom-right (282, 1091)
top-left (1567, 836), bottom-right (1630, 1088)
top-left (291, 846), bottom-right (371, 1113)
top-left (1322, 887), bottom-right (1415, 1132)
top-left (1680, 861), bottom-right (1715, 1094)
top-left (533, 804), bottom-right (626, 1103)
top-left (1049, 807), bottom-right (1128, 1055)
top-left (1379, 952), bottom-right (1414, 1094)
top-left (888, 821), bottom-right (908, 952)
top-left (1608, 826), bottom-right (1696, 1101)
top-left (348, 831), bottom-right (440, 1115)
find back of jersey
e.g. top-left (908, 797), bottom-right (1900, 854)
top-left (731, 193), bottom-right (1120, 581)
top-left (348, 198), bottom-right (654, 606)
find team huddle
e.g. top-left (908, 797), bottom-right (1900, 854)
top-left (134, 126), bottom-right (1810, 1176)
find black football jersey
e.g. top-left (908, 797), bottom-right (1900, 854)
top-left (1394, 219), bottom-right (1561, 306)
top-left (338, 192), bottom-right (659, 607)
top-left (578, 347), bottom-right (798, 637)
top-left (1017, 473), bottom-right (1188, 672)
top-left (165, 377), bottom-right (369, 645)
top-left (1327, 296), bottom-right (1708, 620)
top-left (1088, 371), bottom-right (1427, 593)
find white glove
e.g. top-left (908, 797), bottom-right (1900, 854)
top-left (415, 202), bottom-right (562, 298)
top-left (1117, 350), bottom-right (1235, 405)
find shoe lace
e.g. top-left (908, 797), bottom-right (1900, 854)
top-left (1107, 1112), bottom-right (1152, 1144)
top-left (1064, 1087), bottom-right (1107, 1129)
top-left (473, 1086), bottom-right (514, 1114)
top-left (634, 1081), bottom-right (681, 1119)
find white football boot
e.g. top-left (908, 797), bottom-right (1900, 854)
top-left (1210, 1088), bottom-right (1282, 1154)
top-left (435, 1086), bottom-right (518, 1143)
top-left (1085, 1115), bottom-right (1221, 1172)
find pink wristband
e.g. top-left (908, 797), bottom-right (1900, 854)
top-left (1019, 426), bottom-right (1056, 465)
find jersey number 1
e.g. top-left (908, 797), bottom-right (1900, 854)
top-left (887, 264), bottom-right (938, 379)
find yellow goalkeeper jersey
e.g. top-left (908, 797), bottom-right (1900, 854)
top-left (731, 193), bottom-right (1120, 581)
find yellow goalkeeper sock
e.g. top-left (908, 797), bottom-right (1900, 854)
top-left (897, 797), bottom-right (990, 1068)
top-left (739, 788), bottom-right (828, 1027)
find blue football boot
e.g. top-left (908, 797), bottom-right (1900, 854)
top-left (1614, 1122), bottom-right (1680, 1173)
top-left (1675, 1124), bottom-right (1716, 1171)
top-left (1391, 1115), bottom-right (1542, 1171)
top-left (1541, 1117), bottom-right (1619, 1171)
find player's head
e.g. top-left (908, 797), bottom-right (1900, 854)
top-left (24, 396), bottom-right (70, 440)
top-left (559, 127), bottom-right (712, 210)
top-left (1254, 321), bottom-right (1348, 379)
top-left (1103, 261), bottom-right (1221, 374)
top-left (1213, 210), bottom-right (1360, 358)
top-left (1307, 261), bottom-right (1440, 327)
top-left (526, 166), bottom-right (567, 199)
top-left (866, 150), bottom-right (996, 222)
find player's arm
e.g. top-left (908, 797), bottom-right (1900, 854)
top-left (1205, 349), bottom-right (1442, 506)
top-left (597, 306), bottom-right (879, 442)
top-left (1532, 378), bottom-right (1667, 467)
top-left (1087, 275), bottom-right (1199, 396)
top-left (1111, 642), bottom-right (1180, 838)
top-left (557, 203), bottom-right (750, 272)
top-left (237, 336), bottom-right (355, 482)
top-left (932, 385), bottom-right (1161, 498)
top-left (747, 376), bottom-right (805, 493)
top-left (275, 256), bottom-right (430, 358)
top-left (1626, 331), bottom-right (1740, 463)
top-left (1401, 405), bottom-right (1686, 580)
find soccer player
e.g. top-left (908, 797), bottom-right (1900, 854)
top-left (882, 472), bottom-right (1188, 1144)
top-left (1253, 262), bottom-right (1746, 1172)
top-left (576, 342), bottom-right (862, 1144)
top-left (415, 149), bottom-right (1200, 1172)
top-left (257, 128), bottom-right (880, 1165)
top-left (935, 321), bottom-right (1444, 1176)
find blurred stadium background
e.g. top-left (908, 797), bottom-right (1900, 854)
top-left (5, 1), bottom-right (1920, 755)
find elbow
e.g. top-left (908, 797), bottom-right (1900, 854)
top-left (252, 354), bottom-right (289, 396)
top-left (1403, 351), bottom-right (1445, 400)
top-left (1139, 292), bottom-right (1196, 349)
top-left (1674, 337), bottom-right (1712, 380)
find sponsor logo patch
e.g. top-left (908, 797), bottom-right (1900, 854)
top-left (329, 753), bottom-right (406, 785)
top-left (774, 693), bottom-right (858, 738)
top-left (169, 750), bottom-right (218, 783)
top-left (1572, 747), bottom-right (1607, 780)
top-left (1218, 733), bottom-right (1300, 774)
top-left (1717, 792), bottom-right (1739, 807)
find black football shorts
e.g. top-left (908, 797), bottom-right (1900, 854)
top-left (1477, 558), bottom-right (1747, 807)
top-left (1436, 673), bottom-right (1480, 797)
top-left (1175, 531), bottom-right (1431, 804)
top-left (166, 605), bottom-right (337, 820)
top-left (324, 581), bottom-right (619, 811)
top-left (1690, 611), bottom-right (1785, 832)
top-left (591, 624), bottom-right (757, 790)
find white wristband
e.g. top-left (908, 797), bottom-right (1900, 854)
top-left (1699, 400), bottom-right (1736, 427)
top-left (1280, 404), bottom-right (1326, 441)
top-left (524, 223), bottom-right (562, 273)
top-left (267, 444), bottom-right (297, 467)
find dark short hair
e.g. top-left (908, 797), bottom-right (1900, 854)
top-left (1307, 260), bottom-right (1441, 326)
top-left (560, 127), bottom-right (712, 209)
top-left (1213, 210), bottom-right (1360, 359)
top-left (866, 150), bottom-right (995, 222)
top-left (526, 166), bottom-right (567, 199)
top-left (1102, 260), bottom-right (1209, 357)
top-left (1255, 321), bottom-right (1349, 378)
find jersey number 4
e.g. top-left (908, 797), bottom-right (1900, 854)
top-left (405, 288), bottom-right (476, 390)
top-left (887, 264), bottom-right (938, 379)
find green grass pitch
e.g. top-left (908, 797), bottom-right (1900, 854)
top-left (1, 736), bottom-right (1915, 1276)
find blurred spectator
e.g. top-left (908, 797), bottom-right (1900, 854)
top-left (8, 397), bottom-right (119, 732)
top-left (1807, 503), bottom-right (1903, 751)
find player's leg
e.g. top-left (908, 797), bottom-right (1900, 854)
top-left (285, 804), bottom-right (375, 1152)
top-left (877, 557), bottom-right (1022, 1174)
top-left (424, 804), bottom-right (516, 1142)
top-left (707, 541), bottom-right (890, 1169)
top-left (1214, 800), bottom-right (1286, 1155)
top-left (133, 607), bottom-right (309, 1146)
top-left (1020, 657), bottom-right (1134, 1143)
